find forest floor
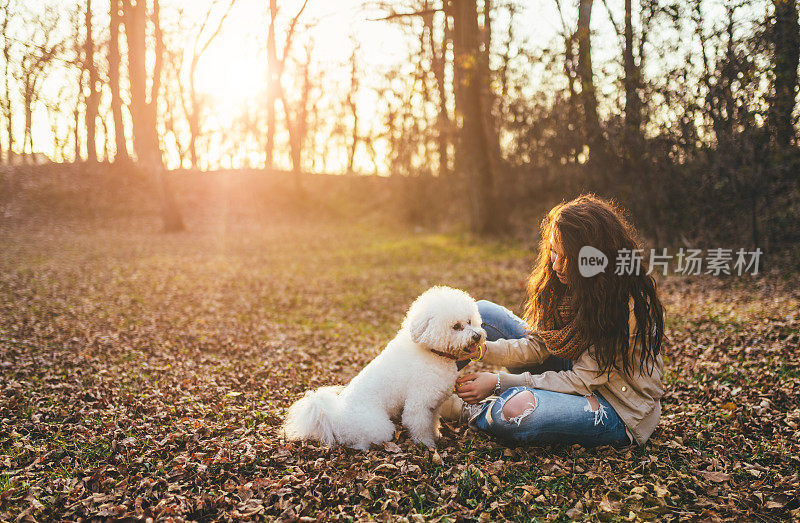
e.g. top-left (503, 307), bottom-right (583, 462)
top-left (1, 168), bottom-right (799, 521)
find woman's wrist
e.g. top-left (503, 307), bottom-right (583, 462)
top-left (493, 373), bottom-right (502, 396)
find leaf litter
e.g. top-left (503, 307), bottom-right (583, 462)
top-left (0, 217), bottom-right (798, 521)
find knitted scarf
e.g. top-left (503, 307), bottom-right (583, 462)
top-left (535, 293), bottom-right (591, 361)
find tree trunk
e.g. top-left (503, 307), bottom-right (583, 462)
top-left (451, 0), bottom-right (504, 235)
top-left (0, 5), bottom-right (4, 162)
top-left (73, 48), bottom-right (84, 162)
top-left (188, 62), bottom-right (200, 168)
top-left (108, 0), bottom-right (129, 163)
top-left (150, 0), bottom-right (164, 150)
top-left (101, 113), bottom-right (110, 162)
top-left (279, 43), bottom-right (311, 190)
top-left (84, 0), bottom-right (99, 163)
top-left (771, 0), bottom-right (799, 149)
top-left (751, 191), bottom-right (760, 249)
top-left (346, 43), bottom-right (359, 175)
top-left (123, 0), bottom-right (151, 161)
top-left (563, 34), bottom-right (581, 163)
top-left (577, 0), bottom-right (606, 164)
top-left (425, 7), bottom-right (451, 177)
top-left (1, 2), bottom-right (13, 164)
top-left (265, 0), bottom-right (278, 169)
top-left (73, 101), bottom-right (81, 162)
top-left (122, 0), bottom-right (184, 232)
top-left (482, 0), bottom-right (491, 57)
top-left (623, 0), bottom-right (642, 147)
top-left (150, 0), bottom-right (183, 231)
top-left (23, 91), bottom-right (33, 159)
top-left (280, 90), bottom-right (305, 191)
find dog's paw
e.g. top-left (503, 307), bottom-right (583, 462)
top-left (412, 435), bottom-right (437, 449)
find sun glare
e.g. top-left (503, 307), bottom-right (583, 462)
top-left (186, 0), bottom-right (410, 170)
top-left (193, 42), bottom-right (264, 127)
top-left (187, 1), bottom-right (266, 129)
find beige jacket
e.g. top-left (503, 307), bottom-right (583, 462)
top-left (483, 302), bottom-right (664, 445)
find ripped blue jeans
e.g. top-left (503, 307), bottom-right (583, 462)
top-left (472, 300), bottom-right (631, 448)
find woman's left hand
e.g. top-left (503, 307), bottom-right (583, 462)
top-left (456, 372), bottom-right (497, 404)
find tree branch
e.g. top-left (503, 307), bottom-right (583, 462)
top-left (281, 0), bottom-right (310, 65)
top-left (367, 8), bottom-right (442, 22)
top-left (197, 0), bottom-right (237, 58)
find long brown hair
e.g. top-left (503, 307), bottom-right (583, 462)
top-left (523, 194), bottom-right (664, 377)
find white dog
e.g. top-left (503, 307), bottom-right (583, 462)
top-left (282, 286), bottom-right (485, 450)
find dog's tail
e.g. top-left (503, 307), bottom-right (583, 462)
top-left (282, 385), bottom-right (344, 447)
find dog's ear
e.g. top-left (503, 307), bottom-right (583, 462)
top-left (409, 314), bottom-right (433, 346)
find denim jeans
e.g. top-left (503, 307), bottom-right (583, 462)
top-left (471, 300), bottom-right (631, 448)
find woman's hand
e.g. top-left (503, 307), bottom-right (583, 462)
top-left (456, 372), bottom-right (497, 404)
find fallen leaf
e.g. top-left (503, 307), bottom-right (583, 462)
top-left (653, 484), bottom-right (669, 498)
top-left (566, 504), bottom-right (583, 519)
top-left (696, 470), bottom-right (731, 483)
top-left (382, 441), bottom-right (401, 453)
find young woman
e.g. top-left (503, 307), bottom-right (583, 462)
top-left (451, 194), bottom-right (665, 447)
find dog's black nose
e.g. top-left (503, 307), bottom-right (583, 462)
top-left (472, 332), bottom-right (482, 342)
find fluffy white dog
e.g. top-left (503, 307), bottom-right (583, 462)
top-left (282, 286), bottom-right (485, 450)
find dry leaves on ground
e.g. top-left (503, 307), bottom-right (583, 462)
top-left (1, 185), bottom-right (799, 521)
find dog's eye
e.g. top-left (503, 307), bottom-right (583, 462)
top-left (453, 323), bottom-right (463, 331)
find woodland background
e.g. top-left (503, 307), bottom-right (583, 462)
top-left (0, 0), bottom-right (798, 254)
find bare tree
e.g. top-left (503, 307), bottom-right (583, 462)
top-left (372, 1), bottom-right (453, 177)
top-left (547, 0), bottom-right (583, 165)
top-left (483, 0), bottom-right (492, 57)
top-left (422, 2), bottom-right (452, 177)
top-left (265, 0), bottom-right (277, 168)
top-left (346, 38), bottom-right (360, 175)
top-left (15, 6), bottom-right (63, 162)
top-left (46, 86), bottom-right (72, 161)
top-left (695, 1), bottom-right (740, 146)
top-left (230, 97), bottom-right (266, 169)
top-left (281, 36), bottom-right (315, 183)
top-left (770, 0), bottom-right (799, 149)
top-left (155, 33), bottom-right (186, 168)
top-left (122, 0), bottom-right (155, 164)
top-left (182, 0), bottom-right (236, 169)
top-left (449, 0), bottom-right (504, 234)
top-left (423, 7), bottom-right (453, 176)
top-left (576, 0), bottom-right (608, 166)
top-left (0, 0), bottom-right (12, 163)
top-left (84, 0), bottom-right (100, 163)
top-left (265, 0), bottom-right (309, 171)
top-left (122, 0), bottom-right (184, 231)
top-left (601, 0), bottom-right (660, 156)
top-left (622, 0), bottom-right (642, 144)
top-left (108, 0), bottom-right (129, 163)
top-left (100, 107), bottom-right (110, 161)
top-left (69, 5), bottom-right (84, 162)
top-left (122, 0), bottom-right (160, 164)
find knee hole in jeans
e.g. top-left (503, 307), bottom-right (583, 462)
top-left (500, 391), bottom-right (537, 426)
top-left (584, 394), bottom-right (608, 426)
